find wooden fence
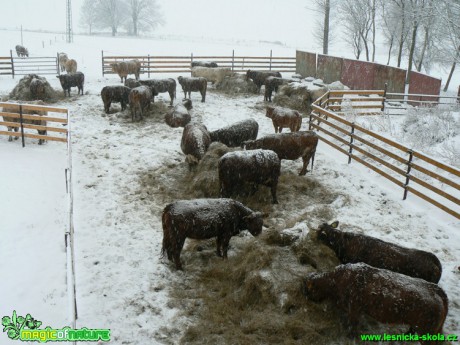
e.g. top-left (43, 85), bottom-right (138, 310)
top-left (0, 56), bottom-right (13, 76)
top-left (309, 90), bottom-right (460, 220)
top-left (0, 102), bottom-right (68, 146)
top-left (0, 51), bottom-right (59, 77)
top-left (101, 50), bottom-right (296, 77)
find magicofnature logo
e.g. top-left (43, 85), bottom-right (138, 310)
top-left (2, 310), bottom-right (110, 342)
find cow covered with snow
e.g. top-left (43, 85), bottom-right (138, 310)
top-left (191, 67), bottom-right (233, 85)
top-left (101, 85), bottom-right (131, 114)
top-left (65, 59), bottom-right (78, 74)
top-left (246, 70), bottom-right (282, 93)
top-left (111, 60), bottom-right (141, 83)
top-left (191, 61), bottom-right (218, 68)
top-left (243, 131), bottom-right (319, 176)
top-left (162, 198), bottom-right (263, 270)
top-left (265, 106), bottom-right (302, 133)
top-left (209, 119), bottom-right (259, 147)
top-left (177, 76), bottom-right (207, 102)
top-left (129, 85), bottom-right (152, 121)
top-left (219, 149), bottom-right (281, 204)
top-left (15, 45), bottom-right (29, 57)
top-left (58, 53), bottom-right (68, 72)
top-left (164, 99), bottom-right (192, 128)
top-left (139, 78), bottom-right (176, 106)
top-left (56, 72), bottom-right (85, 96)
top-left (180, 123), bottom-right (211, 168)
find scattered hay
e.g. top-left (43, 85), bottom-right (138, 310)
top-left (215, 74), bottom-right (259, 94)
top-left (8, 74), bottom-right (59, 102)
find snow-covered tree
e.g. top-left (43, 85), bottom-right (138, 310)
top-left (79, 0), bottom-right (99, 35)
top-left (95, 0), bottom-right (127, 36)
top-left (125, 0), bottom-right (164, 36)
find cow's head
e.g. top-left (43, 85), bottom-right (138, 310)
top-left (243, 211), bottom-right (263, 236)
top-left (265, 106), bottom-right (275, 118)
top-left (110, 63), bottom-right (119, 72)
top-left (316, 221), bottom-right (339, 242)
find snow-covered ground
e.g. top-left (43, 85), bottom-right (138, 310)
top-left (1, 30), bottom-right (459, 344)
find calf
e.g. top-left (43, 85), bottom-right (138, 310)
top-left (191, 61), bottom-right (218, 68)
top-left (65, 59), bottom-right (77, 74)
top-left (29, 78), bottom-right (46, 100)
top-left (139, 78), bottom-right (176, 106)
top-left (15, 45), bottom-right (29, 57)
top-left (124, 78), bottom-right (141, 89)
top-left (177, 76), bottom-right (207, 102)
top-left (302, 263), bottom-right (448, 344)
top-left (162, 198), bottom-right (263, 270)
top-left (180, 123), bottom-right (211, 168)
top-left (129, 85), bottom-right (152, 121)
top-left (243, 131), bottom-right (318, 176)
top-left (266, 106), bottom-right (302, 133)
top-left (191, 66), bottom-right (233, 85)
top-left (111, 60), bottom-right (141, 83)
top-left (219, 149), bottom-right (281, 204)
top-left (56, 72), bottom-right (85, 97)
top-left (264, 76), bottom-right (295, 102)
top-left (101, 85), bottom-right (131, 114)
top-left (58, 53), bottom-right (68, 72)
top-left (246, 70), bottom-right (282, 93)
top-left (316, 221), bottom-right (442, 283)
top-left (164, 99), bottom-right (192, 128)
top-left (209, 119), bottom-right (258, 147)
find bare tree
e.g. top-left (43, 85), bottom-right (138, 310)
top-left (79, 0), bottom-right (98, 35)
top-left (96, 0), bottom-right (127, 36)
top-left (312, 0), bottom-right (335, 54)
top-left (125, 0), bottom-right (164, 36)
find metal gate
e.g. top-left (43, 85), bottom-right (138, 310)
top-left (11, 50), bottom-right (59, 76)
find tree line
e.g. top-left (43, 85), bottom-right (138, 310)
top-left (79, 0), bottom-right (163, 37)
top-left (314, 0), bottom-right (459, 89)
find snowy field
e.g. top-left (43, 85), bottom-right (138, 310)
top-left (1, 29), bottom-right (460, 344)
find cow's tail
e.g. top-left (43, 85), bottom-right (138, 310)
top-left (161, 206), bottom-right (172, 259)
top-left (310, 147), bottom-right (316, 173)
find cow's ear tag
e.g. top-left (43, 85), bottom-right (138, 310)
top-left (331, 221), bottom-right (339, 228)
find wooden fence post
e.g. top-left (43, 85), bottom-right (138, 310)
top-left (232, 50), bottom-right (234, 71)
top-left (191, 53), bottom-right (193, 75)
top-left (148, 55), bottom-right (151, 78)
top-left (348, 123), bottom-right (355, 164)
top-left (403, 149), bottom-right (414, 200)
top-left (309, 112), bottom-right (313, 130)
top-left (269, 50), bottom-right (272, 71)
top-left (382, 83), bottom-right (387, 111)
top-left (101, 50), bottom-right (104, 76)
top-left (57, 52), bottom-right (60, 75)
top-left (10, 50), bottom-right (14, 79)
top-left (19, 104), bottom-right (25, 148)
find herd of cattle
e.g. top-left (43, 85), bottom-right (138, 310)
top-left (3, 53), bottom-right (451, 343)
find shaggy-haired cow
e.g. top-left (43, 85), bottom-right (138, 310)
top-left (129, 85), bottom-right (152, 121)
top-left (242, 131), bottom-right (319, 176)
top-left (209, 119), bottom-right (258, 147)
top-left (180, 123), bottom-right (211, 168)
top-left (177, 76), bottom-right (207, 102)
top-left (56, 72), bottom-right (85, 97)
top-left (162, 198), bottom-right (264, 270)
top-left (29, 78), bottom-right (46, 100)
top-left (15, 45), bottom-right (29, 57)
top-left (101, 85), bottom-right (131, 114)
top-left (139, 78), bottom-right (176, 106)
top-left (111, 60), bottom-right (141, 83)
top-left (266, 106), bottom-right (302, 133)
top-left (124, 78), bottom-right (141, 89)
top-left (219, 149), bottom-right (281, 204)
top-left (58, 53), bottom-right (68, 72)
top-left (246, 70), bottom-right (282, 93)
top-left (302, 263), bottom-right (448, 344)
top-left (164, 99), bottom-right (192, 128)
top-left (65, 59), bottom-right (77, 74)
top-left (316, 221), bottom-right (442, 283)
top-left (191, 67), bottom-right (233, 85)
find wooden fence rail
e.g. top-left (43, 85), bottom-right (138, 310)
top-left (101, 51), bottom-right (296, 77)
top-left (310, 91), bottom-right (460, 220)
top-left (0, 102), bottom-right (68, 146)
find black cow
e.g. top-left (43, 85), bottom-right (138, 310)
top-left (209, 119), bottom-right (259, 147)
top-left (162, 198), bottom-right (263, 270)
top-left (302, 263), bottom-right (448, 344)
top-left (316, 221), bottom-right (443, 283)
top-left (177, 76), bottom-right (207, 102)
top-left (101, 85), bottom-right (131, 114)
top-left (243, 131), bottom-right (319, 176)
top-left (264, 76), bottom-right (296, 102)
top-left (139, 78), bottom-right (176, 106)
top-left (219, 149), bottom-right (281, 204)
top-left (191, 61), bottom-right (218, 68)
top-left (246, 70), bottom-right (282, 93)
top-left (56, 72), bottom-right (84, 97)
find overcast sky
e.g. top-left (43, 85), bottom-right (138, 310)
top-left (1, 0), bottom-right (316, 47)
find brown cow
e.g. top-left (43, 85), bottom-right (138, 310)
top-left (302, 263), bottom-right (448, 344)
top-left (111, 60), bottom-right (141, 83)
top-left (101, 85), bottom-right (131, 114)
top-left (219, 149), bottom-right (281, 204)
top-left (209, 119), bottom-right (259, 148)
top-left (316, 221), bottom-right (442, 283)
top-left (129, 85), bottom-right (152, 121)
top-left (164, 99), bottom-right (192, 128)
top-left (58, 53), bottom-right (68, 72)
top-left (265, 106), bottom-right (302, 133)
top-left (242, 131), bottom-right (319, 175)
top-left (162, 198), bottom-right (264, 270)
top-left (180, 123), bottom-right (211, 168)
top-left (65, 59), bottom-right (77, 74)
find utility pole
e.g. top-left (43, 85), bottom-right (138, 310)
top-left (66, 0), bottom-right (73, 43)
